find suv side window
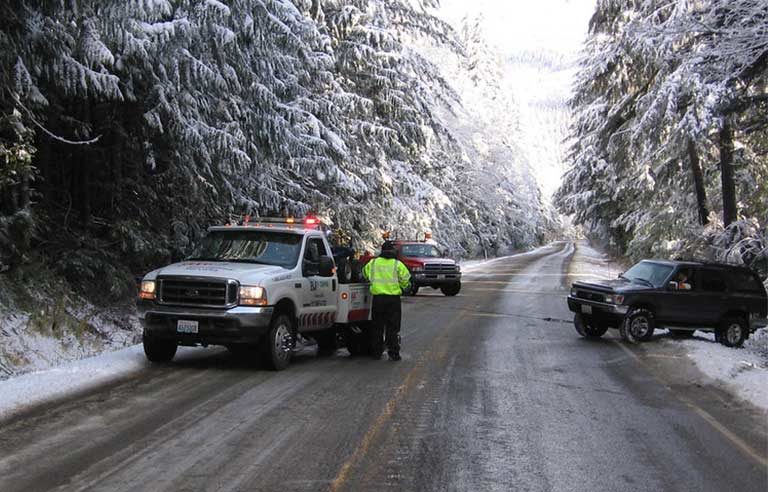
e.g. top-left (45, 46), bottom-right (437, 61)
top-left (701, 269), bottom-right (728, 292)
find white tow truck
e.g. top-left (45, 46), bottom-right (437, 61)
top-left (137, 217), bottom-right (375, 370)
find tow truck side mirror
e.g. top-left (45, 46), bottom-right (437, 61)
top-left (319, 256), bottom-right (334, 277)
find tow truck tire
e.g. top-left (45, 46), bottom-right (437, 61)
top-left (440, 283), bottom-right (461, 296)
top-left (574, 314), bottom-right (608, 338)
top-left (717, 317), bottom-right (748, 348)
top-left (261, 314), bottom-right (293, 370)
top-left (620, 308), bottom-right (655, 344)
top-left (336, 257), bottom-right (353, 284)
top-left (315, 329), bottom-right (339, 355)
top-left (345, 325), bottom-right (367, 357)
top-left (143, 336), bottom-right (177, 362)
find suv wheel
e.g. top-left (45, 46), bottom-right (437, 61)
top-left (717, 317), bottom-right (748, 348)
top-left (261, 314), bottom-right (293, 370)
top-left (620, 309), bottom-right (655, 344)
top-left (574, 313), bottom-right (608, 338)
top-left (440, 283), bottom-right (461, 296)
top-left (143, 336), bottom-right (177, 363)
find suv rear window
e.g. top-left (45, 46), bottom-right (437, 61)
top-left (729, 271), bottom-right (764, 293)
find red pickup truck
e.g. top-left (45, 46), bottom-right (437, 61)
top-left (360, 239), bottom-right (462, 296)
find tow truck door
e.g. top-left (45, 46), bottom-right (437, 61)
top-left (298, 235), bottom-right (337, 332)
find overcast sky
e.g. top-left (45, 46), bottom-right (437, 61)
top-left (438, 0), bottom-right (596, 199)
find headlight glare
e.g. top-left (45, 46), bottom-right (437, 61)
top-left (239, 286), bottom-right (267, 306)
top-left (139, 280), bottom-right (156, 300)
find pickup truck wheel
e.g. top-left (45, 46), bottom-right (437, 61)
top-left (440, 283), bottom-right (461, 296)
top-left (261, 314), bottom-right (293, 370)
top-left (718, 317), bottom-right (748, 348)
top-left (405, 281), bottom-right (419, 296)
top-left (143, 336), bottom-right (177, 363)
top-left (620, 309), bottom-right (655, 344)
top-left (574, 314), bottom-right (608, 338)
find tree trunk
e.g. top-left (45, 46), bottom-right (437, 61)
top-left (718, 118), bottom-right (737, 226)
top-left (686, 138), bottom-right (709, 226)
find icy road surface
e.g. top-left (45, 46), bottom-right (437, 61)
top-left (0, 242), bottom-right (765, 491)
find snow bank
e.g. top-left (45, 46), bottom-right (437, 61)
top-left (677, 329), bottom-right (768, 411)
top-left (0, 345), bottom-right (210, 422)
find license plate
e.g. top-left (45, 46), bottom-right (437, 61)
top-left (436, 274), bottom-right (445, 279)
top-left (177, 320), bottom-right (199, 334)
top-left (581, 305), bottom-right (592, 314)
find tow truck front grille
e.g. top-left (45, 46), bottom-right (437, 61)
top-left (158, 277), bottom-right (238, 308)
top-left (575, 290), bottom-right (605, 303)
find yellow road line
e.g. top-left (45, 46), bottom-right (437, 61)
top-left (330, 311), bottom-right (468, 491)
top-left (613, 341), bottom-right (767, 468)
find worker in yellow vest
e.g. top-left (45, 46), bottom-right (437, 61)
top-left (362, 241), bottom-right (411, 360)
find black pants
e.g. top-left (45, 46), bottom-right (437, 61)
top-left (371, 295), bottom-right (401, 355)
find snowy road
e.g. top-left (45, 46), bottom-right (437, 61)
top-left (0, 242), bottom-right (765, 491)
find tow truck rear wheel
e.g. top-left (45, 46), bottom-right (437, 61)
top-left (315, 329), bottom-right (339, 356)
top-left (143, 336), bottom-right (177, 362)
top-left (345, 324), bottom-right (368, 356)
top-left (440, 283), bottom-right (461, 296)
top-left (573, 313), bottom-right (608, 338)
top-left (261, 314), bottom-right (293, 370)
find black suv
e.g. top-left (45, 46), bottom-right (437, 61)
top-left (566, 260), bottom-right (767, 347)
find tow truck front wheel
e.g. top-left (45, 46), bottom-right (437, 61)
top-left (143, 336), bottom-right (177, 363)
top-left (261, 314), bottom-right (293, 370)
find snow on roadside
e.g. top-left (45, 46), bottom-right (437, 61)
top-left (677, 329), bottom-right (768, 411)
top-left (0, 345), bottom-right (213, 422)
top-left (571, 241), bottom-right (768, 411)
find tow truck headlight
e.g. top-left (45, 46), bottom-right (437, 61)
top-left (604, 294), bottom-right (624, 305)
top-left (239, 286), bottom-right (268, 306)
top-left (139, 280), bottom-right (156, 300)
top-left (570, 289), bottom-right (577, 297)
top-left (411, 266), bottom-right (424, 272)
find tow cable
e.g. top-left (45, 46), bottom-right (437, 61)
top-left (410, 300), bottom-right (572, 324)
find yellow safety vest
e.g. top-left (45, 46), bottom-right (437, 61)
top-left (363, 257), bottom-right (411, 296)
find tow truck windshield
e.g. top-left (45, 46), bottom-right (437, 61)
top-left (400, 244), bottom-right (442, 258)
top-left (187, 230), bottom-right (302, 269)
top-left (622, 261), bottom-right (673, 287)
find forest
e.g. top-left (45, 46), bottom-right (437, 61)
top-left (0, 0), bottom-right (552, 302)
top-left (556, 0), bottom-right (768, 277)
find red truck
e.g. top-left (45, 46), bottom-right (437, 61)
top-left (360, 236), bottom-right (462, 296)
